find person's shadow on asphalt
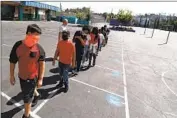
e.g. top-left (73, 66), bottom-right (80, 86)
top-left (6, 92), bottom-right (23, 106)
top-left (2, 93), bottom-right (24, 117)
top-left (5, 75), bottom-right (61, 105)
top-left (3, 74), bottom-right (65, 117)
top-left (38, 75), bottom-right (65, 100)
top-left (3, 61), bottom-right (79, 117)
top-left (1, 105), bottom-right (24, 118)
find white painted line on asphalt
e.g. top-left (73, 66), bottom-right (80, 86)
top-left (95, 65), bottom-right (118, 72)
top-left (33, 89), bottom-right (58, 114)
top-left (70, 77), bottom-right (124, 98)
top-left (33, 64), bottom-right (125, 114)
top-left (33, 77), bottom-right (124, 114)
top-left (121, 40), bottom-right (130, 118)
top-left (2, 44), bottom-right (12, 47)
top-left (33, 99), bottom-right (49, 114)
top-left (161, 71), bottom-right (177, 97)
top-left (164, 112), bottom-right (177, 117)
top-left (1, 91), bottom-right (41, 118)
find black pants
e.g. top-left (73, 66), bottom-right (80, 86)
top-left (105, 37), bottom-right (108, 44)
top-left (89, 53), bottom-right (96, 66)
top-left (19, 77), bottom-right (37, 103)
top-left (76, 52), bottom-right (83, 71)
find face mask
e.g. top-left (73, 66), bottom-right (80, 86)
top-left (23, 34), bottom-right (40, 47)
top-left (62, 35), bottom-right (68, 40)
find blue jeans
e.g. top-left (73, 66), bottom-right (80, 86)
top-left (99, 43), bottom-right (102, 51)
top-left (58, 62), bottom-right (70, 85)
top-left (82, 45), bottom-right (89, 63)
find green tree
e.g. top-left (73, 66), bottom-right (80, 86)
top-left (86, 13), bottom-right (91, 21)
top-left (156, 17), bottom-right (160, 28)
top-left (173, 20), bottom-right (177, 31)
top-left (103, 12), bottom-right (108, 20)
top-left (117, 9), bottom-right (133, 25)
top-left (147, 20), bottom-right (150, 28)
top-left (76, 12), bottom-right (85, 20)
top-left (139, 15), bottom-right (143, 27)
top-left (144, 14), bottom-right (148, 27)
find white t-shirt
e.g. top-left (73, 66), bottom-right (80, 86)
top-left (85, 35), bottom-right (91, 46)
top-left (59, 24), bottom-right (68, 32)
top-left (58, 24), bottom-right (68, 41)
top-left (99, 33), bottom-right (104, 44)
top-left (89, 44), bottom-right (97, 54)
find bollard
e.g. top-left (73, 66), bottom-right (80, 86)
top-left (144, 28), bottom-right (146, 35)
top-left (165, 31), bottom-right (170, 44)
top-left (151, 28), bottom-right (155, 38)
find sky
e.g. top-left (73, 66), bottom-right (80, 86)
top-left (41, 2), bottom-right (177, 15)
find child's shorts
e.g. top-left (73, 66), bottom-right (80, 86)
top-left (19, 77), bottom-right (37, 103)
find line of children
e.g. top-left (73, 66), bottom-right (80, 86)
top-left (9, 23), bottom-right (109, 118)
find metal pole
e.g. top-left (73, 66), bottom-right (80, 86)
top-left (144, 27), bottom-right (146, 34)
top-left (165, 31), bottom-right (170, 44)
top-left (151, 28), bottom-right (155, 38)
top-left (144, 15), bottom-right (148, 34)
top-left (151, 18), bottom-right (156, 38)
top-left (151, 14), bottom-right (160, 38)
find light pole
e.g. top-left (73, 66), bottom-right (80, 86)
top-left (151, 13), bottom-right (160, 38)
top-left (151, 19), bottom-right (156, 38)
top-left (165, 25), bottom-right (173, 44)
top-left (144, 14), bottom-right (148, 34)
top-left (165, 30), bottom-right (170, 44)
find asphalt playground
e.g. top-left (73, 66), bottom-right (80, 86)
top-left (1, 21), bottom-right (177, 118)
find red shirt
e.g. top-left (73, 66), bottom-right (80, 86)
top-left (89, 33), bottom-right (98, 44)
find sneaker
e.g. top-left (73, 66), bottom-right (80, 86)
top-left (72, 70), bottom-right (78, 75)
top-left (93, 62), bottom-right (95, 67)
top-left (64, 83), bottom-right (69, 93)
top-left (32, 94), bottom-right (41, 107)
top-left (22, 114), bottom-right (31, 118)
top-left (57, 81), bottom-right (63, 88)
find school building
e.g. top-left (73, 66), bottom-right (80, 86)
top-left (1, 1), bottom-right (60, 21)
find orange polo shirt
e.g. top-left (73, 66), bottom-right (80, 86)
top-left (57, 40), bottom-right (75, 64)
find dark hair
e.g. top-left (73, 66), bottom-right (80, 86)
top-left (62, 30), bottom-right (69, 40)
top-left (82, 25), bottom-right (90, 33)
top-left (92, 27), bottom-right (99, 40)
top-left (101, 27), bottom-right (104, 31)
top-left (74, 30), bottom-right (83, 37)
top-left (72, 30), bottom-right (82, 42)
top-left (62, 30), bottom-right (69, 35)
top-left (98, 29), bottom-right (101, 33)
top-left (92, 27), bottom-right (99, 35)
top-left (26, 24), bottom-right (42, 34)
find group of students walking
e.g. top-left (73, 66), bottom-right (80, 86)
top-left (9, 19), bottom-right (110, 118)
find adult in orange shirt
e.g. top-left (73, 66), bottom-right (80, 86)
top-left (53, 31), bottom-right (76, 92)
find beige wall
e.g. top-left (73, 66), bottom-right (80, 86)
top-left (23, 6), bottom-right (35, 15)
top-left (1, 1), bottom-right (20, 6)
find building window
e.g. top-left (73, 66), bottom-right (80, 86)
top-left (25, 8), bottom-right (28, 12)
